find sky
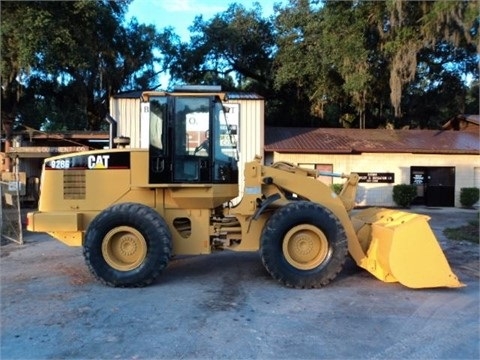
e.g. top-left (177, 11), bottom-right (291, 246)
top-left (126, 0), bottom-right (283, 40)
top-left (125, 0), bottom-right (285, 88)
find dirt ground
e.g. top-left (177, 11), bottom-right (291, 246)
top-left (1, 206), bottom-right (479, 360)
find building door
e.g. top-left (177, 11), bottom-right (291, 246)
top-left (410, 166), bottom-right (455, 207)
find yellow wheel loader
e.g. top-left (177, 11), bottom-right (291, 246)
top-left (27, 88), bottom-right (463, 289)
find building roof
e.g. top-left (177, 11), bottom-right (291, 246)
top-left (226, 92), bottom-right (264, 100)
top-left (2, 130), bottom-right (110, 158)
top-left (442, 114), bottom-right (479, 132)
top-left (466, 114), bottom-right (480, 125)
top-left (113, 90), bottom-right (145, 99)
top-left (265, 127), bottom-right (480, 155)
top-left (22, 130), bottom-right (109, 140)
top-left (112, 90), bottom-right (263, 100)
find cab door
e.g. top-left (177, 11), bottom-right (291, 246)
top-left (172, 96), bottom-right (212, 183)
top-left (149, 96), bottom-right (170, 183)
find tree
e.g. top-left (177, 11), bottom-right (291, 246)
top-left (273, 0), bottom-right (326, 126)
top-left (274, 0), bottom-right (378, 127)
top-left (403, 43), bottom-right (478, 128)
top-left (272, 0), bottom-right (478, 128)
top-left (379, 0), bottom-right (478, 119)
top-left (1, 0), bottom-right (160, 131)
top-left (162, 3), bottom-right (276, 94)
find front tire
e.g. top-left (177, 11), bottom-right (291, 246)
top-left (260, 201), bottom-right (348, 288)
top-left (83, 203), bottom-right (172, 287)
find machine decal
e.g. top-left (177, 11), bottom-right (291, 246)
top-left (49, 159), bottom-right (72, 169)
top-left (244, 186), bottom-right (262, 195)
top-left (88, 155), bottom-right (110, 169)
top-left (45, 152), bottom-right (130, 170)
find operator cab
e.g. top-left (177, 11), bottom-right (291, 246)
top-left (147, 87), bottom-right (239, 184)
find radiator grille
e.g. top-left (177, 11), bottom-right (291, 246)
top-left (63, 170), bottom-right (86, 199)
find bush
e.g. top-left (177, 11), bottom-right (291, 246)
top-left (392, 184), bottom-right (417, 208)
top-left (331, 183), bottom-right (343, 195)
top-left (460, 187), bottom-right (479, 208)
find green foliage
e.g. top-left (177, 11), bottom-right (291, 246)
top-left (392, 184), bottom-right (417, 208)
top-left (460, 188), bottom-right (480, 208)
top-left (165, 3), bottom-right (276, 93)
top-left (331, 184), bottom-right (343, 195)
top-left (1, 0), bottom-right (159, 130)
top-left (272, 0), bottom-right (478, 127)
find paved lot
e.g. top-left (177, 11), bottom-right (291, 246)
top-left (1, 207), bottom-right (479, 359)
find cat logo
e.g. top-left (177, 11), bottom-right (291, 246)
top-left (88, 155), bottom-right (110, 169)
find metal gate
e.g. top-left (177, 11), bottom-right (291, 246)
top-left (1, 166), bottom-right (24, 245)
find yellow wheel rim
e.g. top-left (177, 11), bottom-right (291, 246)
top-left (101, 226), bottom-right (147, 271)
top-left (282, 224), bottom-right (329, 270)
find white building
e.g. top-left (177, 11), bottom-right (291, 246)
top-left (264, 126), bottom-right (479, 207)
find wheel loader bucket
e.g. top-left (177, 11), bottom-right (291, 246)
top-left (351, 208), bottom-right (464, 289)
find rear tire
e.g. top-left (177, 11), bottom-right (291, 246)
top-left (260, 201), bottom-right (347, 288)
top-left (83, 203), bottom-right (172, 287)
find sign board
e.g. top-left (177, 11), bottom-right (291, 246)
top-left (223, 103), bottom-right (239, 150)
top-left (1, 172), bottom-right (26, 195)
top-left (356, 172), bottom-right (395, 183)
top-left (8, 146), bottom-right (89, 154)
top-left (8, 181), bottom-right (19, 191)
top-left (411, 172), bottom-right (425, 185)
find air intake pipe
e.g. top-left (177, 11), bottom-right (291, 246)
top-left (104, 114), bottom-right (117, 149)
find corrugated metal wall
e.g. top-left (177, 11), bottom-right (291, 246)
top-left (109, 97), bottom-right (142, 148)
top-left (225, 98), bottom-right (264, 200)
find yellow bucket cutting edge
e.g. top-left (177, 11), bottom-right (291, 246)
top-left (351, 208), bottom-right (465, 289)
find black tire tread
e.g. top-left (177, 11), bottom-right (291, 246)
top-left (83, 202), bottom-right (172, 288)
top-left (260, 201), bottom-right (348, 288)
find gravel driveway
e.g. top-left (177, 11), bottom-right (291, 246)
top-left (1, 207), bottom-right (478, 359)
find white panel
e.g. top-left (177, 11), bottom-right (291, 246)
top-left (474, 167), bottom-right (480, 188)
top-left (140, 102), bottom-right (150, 149)
top-left (230, 99), bottom-right (264, 204)
top-left (111, 98), bottom-right (141, 148)
top-left (223, 103), bottom-right (240, 150)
